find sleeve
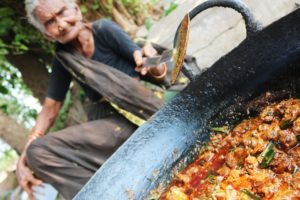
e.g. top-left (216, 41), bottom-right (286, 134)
top-left (47, 57), bottom-right (72, 101)
top-left (94, 19), bottom-right (141, 64)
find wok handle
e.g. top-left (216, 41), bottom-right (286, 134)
top-left (174, 0), bottom-right (262, 80)
top-left (174, 0), bottom-right (261, 47)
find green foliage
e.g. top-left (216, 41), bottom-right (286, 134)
top-left (80, 5), bottom-right (89, 14)
top-left (0, 3), bottom-right (54, 57)
top-left (0, 62), bottom-right (38, 128)
top-left (163, 2), bottom-right (178, 17)
top-left (0, 148), bottom-right (18, 172)
top-left (145, 17), bottom-right (152, 31)
top-left (121, 0), bottom-right (144, 14)
top-left (0, 2), bottom-right (51, 128)
top-left (83, 0), bottom-right (146, 19)
top-left (85, 0), bottom-right (113, 15)
top-left (0, 7), bottom-right (15, 37)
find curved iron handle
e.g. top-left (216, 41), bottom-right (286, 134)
top-left (174, 0), bottom-right (262, 47)
top-left (173, 0), bottom-right (262, 80)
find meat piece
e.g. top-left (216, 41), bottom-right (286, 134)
top-left (244, 155), bottom-right (259, 171)
top-left (226, 169), bottom-right (248, 186)
top-left (292, 117), bottom-right (300, 134)
top-left (165, 186), bottom-right (189, 200)
top-left (249, 169), bottom-right (273, 189)
top-left (242, 131), bottom-right (266, 155)
top-left (225, 148), bottom-right (248, 169)
top-left (198, 151), bottom-right (214, 163)
top-left (210, 133), bottom-right (224, 149)
top-left (288, 146), bottom-right (300, 167)
top-left (260, 105), bottom-right (280, 122)
top-left (225, 152), bottom-right (237, 169)
top-left (278, 129), bottom-right (298, 149)
top-left (276, 99), bottom-right (300, 120)
top-left (232, 119), bottom-right (256, 136)
top-left (291, 171), bottom-right (300, 190)
top-left (227, 134), bottom-right (243, 147)
top-left (259, 176), bottom-right (281, 199)
top-left (269, 149), bottom-right (292, 174)
top-left (258, 122), bottom-right (280, 140)
top-left (242, 131), bottom-right (257, 147)
top-left (176, 174), bottom-right (190, 184)
top-left (272, 185), bottom-right (300, 200)
top-left (217, 165), bottom-right (231, 177)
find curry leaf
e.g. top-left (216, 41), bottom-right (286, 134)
top-left (210, 126), bottom-right (230, 134)
top-left (0, 85), bottom-right (9, 95)
top-left (260, 142), bottom-right (275, 168)
top-left (280, 119), bottom-right (293, 130)
top-left (240, 189), bottom-right (261, 200)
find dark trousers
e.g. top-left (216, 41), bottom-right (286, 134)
top-left (26, 103), bottom-right (137, 199)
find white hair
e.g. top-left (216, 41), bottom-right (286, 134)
top-left (25, 0), bottom-right (77, 33)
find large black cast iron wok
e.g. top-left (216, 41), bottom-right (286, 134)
top-left (75, 5), bottom-right (300, 200)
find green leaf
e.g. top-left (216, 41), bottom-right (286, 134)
top-left (0, 149), bottom-right (19, 171)
top-left (18, 44), bottom-right (29, 51)
top-left (0, 104), bottom-right (8, 114)
top-left (240, 189), bottom-right (261, 200)
top-left (0, 85), bottom-right (9, 94)
top-left (0, 48), bottom-right (8, 55)
top-left (279, 119), bottom-right (293, 130)
top-left (15, 33), bottom-right (29, 43)
top-left (259, 142), bottom-right (275, 168)
top-left (0, 7), bottom-right (15, 17)
top-left (163, 2), bottom-right (178, 17)
top-left (145, 17), bottom-right (152, 31)
top-left (0, 18), bottom-right (15, 36)
top-left (80, 5), bottom-right (88, 13)
top-left (210, 126), bottom-right (230, 134)
top-left (92, 4), bottom-right (100, 10)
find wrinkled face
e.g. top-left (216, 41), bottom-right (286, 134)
top-left (35, 0), bottom-right (83, 43)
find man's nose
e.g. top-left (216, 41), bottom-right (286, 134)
top-left (57, 18), bottom-right (68, 32)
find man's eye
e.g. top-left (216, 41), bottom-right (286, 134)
top-left (58, 7), bottom-right (67, 16)
top-left (45, 19), bottom-right (55, 27)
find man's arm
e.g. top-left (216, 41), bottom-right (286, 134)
top-left (95, 20), bottom-right (167, 80)
top-left (16, 97), bottom-right (62, 199)
top-left (30, 97), bottom-right (62, 139)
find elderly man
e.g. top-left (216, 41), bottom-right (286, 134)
top-left (17, 0), bottom-right (166, 199)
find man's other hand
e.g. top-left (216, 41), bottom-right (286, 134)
top-left (133, 43), bottom-right (158, 76)
top-left (16, 150), bottom-right (43, 200)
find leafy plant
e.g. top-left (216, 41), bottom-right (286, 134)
top-left (163, 2), bottom-right (178, 17)
top-left (0, 62), bottom-right (39, 128)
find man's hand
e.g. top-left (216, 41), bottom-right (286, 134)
top-left (16, 149), bottom-right (43, 200)
top-left (134, 43), bottom-right (158, 75)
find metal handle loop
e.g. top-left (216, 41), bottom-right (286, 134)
top-left (172, 0), bottom-right (262, 80)
top-left (173, 0), bottom-right (262, 47)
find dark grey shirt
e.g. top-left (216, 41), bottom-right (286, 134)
top-left (47, 19), bottom-right (140, 102)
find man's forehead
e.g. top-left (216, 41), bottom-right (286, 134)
top-left (35, 0), bottom-right (67, 18)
